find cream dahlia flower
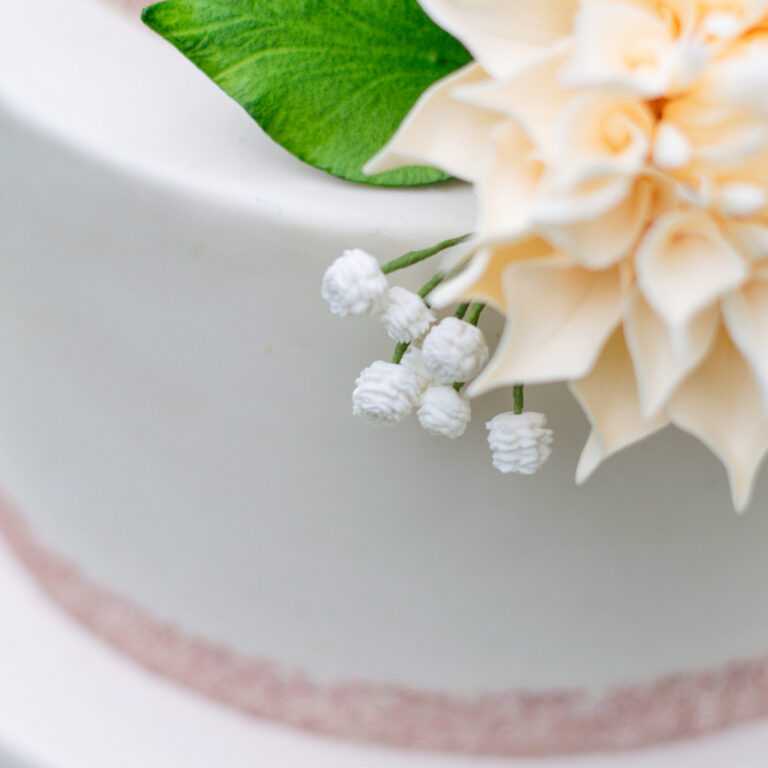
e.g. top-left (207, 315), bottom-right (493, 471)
top-left (367, 0), bottom-right (768, 510)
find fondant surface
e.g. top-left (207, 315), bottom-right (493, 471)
top-left (4, 0), bottom-right (768, 755)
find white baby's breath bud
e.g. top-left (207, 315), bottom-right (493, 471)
top-left (418, 385), bottom-right (471, 439)
top-left (486, 412), bottom-right (553, 475)
top-left (378, 287), bottom-right (436, 343)
top-left (422, 317), bottom-right (489, 384)
top-left (322, 249), bottom-right (388, 317)
top-left (352, 361), bottom-right (422, 426)
top-left (400, 346), bottom-right (433, 392)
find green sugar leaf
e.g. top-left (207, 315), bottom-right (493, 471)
top-left (142, 0), bottom-right (471, 186)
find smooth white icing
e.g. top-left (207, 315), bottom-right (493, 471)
top-left (3, 0), bottom-right (768, 699)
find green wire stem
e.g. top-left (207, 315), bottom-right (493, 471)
top-left (513, 384), bottom-right (524, 415)
top-left (392, 342), bottom-right (409, 365)
top-left (465, 302), bottom-right (485, 326)
top-left (381, 234), bottom-right (472, 275)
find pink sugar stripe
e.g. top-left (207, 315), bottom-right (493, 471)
top-left (2, 493), bottom-right (768, 757)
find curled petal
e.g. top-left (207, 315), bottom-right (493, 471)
top-left (534, 177), bottom-right (634, 229)
top-left (625, 289), bottom-right (719, 418)
top-left (695, 37), bottom-right (768, 114)
top-left (478, 122), bottom-right (542, 240)
top-left (722, 277), bottom-right (768, 415)
top-left (723, 220), bottom-right (768, 260)
top-left (429, 236), bottom-right (558, 311)
top-left (469, 261), bottom-right (623, 394)
top-left (418, 0), bottom-right (578, 79)
top-left (456, 41), bottom-right (572, 148)
top-left (562, 1), bottom-right (678, 96)
top-left (663, 97), bottom-right (768, 165)
top-left (540, 177), bottom-right (654, 269)
top-left (570, 327), bottom-right (669, 483)
top-left (364, 64), bottom-right (500, 182)
top-left (636, 210), bottom-right (747, 344)
top-left (545, 91), bottom-right (655, 188)
top-left (668, 328), bottom-right (768, 511)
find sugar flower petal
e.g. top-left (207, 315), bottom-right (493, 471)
top-left (625, 289), bottom-right (719, 418)
top-left (418, 0), bottom-right (578, 79)
top-left (469, 261), bottom-right (624, 393)
top-left (636, 210), bottom-right (747, 342)
top-left (364, 64), bottom-right (500, 182)
top-left (544, 91), bottom-right (655, 188)
top-left (669, 328), bottom-right (768, 511)
top-left (562, 1), bottom-right (680, 96)
top-left (477, 122), bottom-right (542, 240)
top-left (429, 236), bottom-right (558, 311)
top-left (455, 41), bottom-right (572, 148)
top-left (723, 220), bottom-right (768, 260)
top-left (722, 277), bottom-right (768, 414)
top-left (539, 178), bottom-right (654, 269)
top-left (570, 327), bottom-right (669, 483)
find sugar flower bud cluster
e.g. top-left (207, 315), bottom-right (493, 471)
top-left (422, 317), bottom-right (489, 384)
top-left (324, 244), bottom-right (560, 476)
top-left (486, 413), bottom-right (554, 476)
top-left (321, 249), bottom-right (388, 318)
top-left (352, 361), bottom-right (423, 426)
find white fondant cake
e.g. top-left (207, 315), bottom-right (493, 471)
top-left (4, 0), bottom-right (768, 757)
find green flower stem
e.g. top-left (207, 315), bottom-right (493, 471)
top-left (465, 302), bottom-right (485, 326)
top-left (418, 270), bottom-right (447, 299)
top-left (381, 234), bottom-right (472, 275)
top-left (514, 384), bottom-right (524, 415)
top-left (454, 302), bottom-right (470, 320)
top-left (392, 342), bottom-right (409, 365)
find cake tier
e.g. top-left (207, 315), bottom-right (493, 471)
top-left (4, 0), bottom-right (768, 757)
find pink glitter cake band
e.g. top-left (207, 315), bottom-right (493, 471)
top-left (2, 493), bottom-right (768, 757)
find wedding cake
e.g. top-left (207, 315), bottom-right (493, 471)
top-left (4, 0), bottom-right (768, 759)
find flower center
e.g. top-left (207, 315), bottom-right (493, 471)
top-left (602, 111), bottom-right (636, 152)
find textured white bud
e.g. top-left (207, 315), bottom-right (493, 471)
top-left (352, 361), bottom-right (422, 426)
top-left (422, 317), bottom-right (489, 384)
top-left (418, 385), bottom-right (471, 439)
top-left (322, 249), bottom-right (388, 317)
top-left (400, 346), bottom-right (433, 392)
top-left (378, 287), bottom-right (436, 343)
top-left (486, 412), bottom-right (553, 475)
